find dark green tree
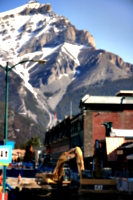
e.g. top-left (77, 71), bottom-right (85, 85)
top-left (23, 145), bottom-right (35, 162)
top-left (25, 136), bottom-right (41, 148)
top-left (23, 136), bottom-right (41, 162)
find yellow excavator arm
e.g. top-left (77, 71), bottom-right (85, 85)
top-left (35, 146), bottom-right (117, 193)
top-left (35, 146), bottom-right (84, 185)
top-left (53, 146), bottom-right (84, 181)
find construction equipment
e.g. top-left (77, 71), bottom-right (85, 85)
top-left (35, 146), bottom-right (117, 193)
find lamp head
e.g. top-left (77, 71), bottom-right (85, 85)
top-left (33, 60), bottom-right (47, 64)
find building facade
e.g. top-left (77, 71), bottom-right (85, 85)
top-left (45, 91), bottom-right (133, 160)
top-left (44, 116), bottom-right (71, 159)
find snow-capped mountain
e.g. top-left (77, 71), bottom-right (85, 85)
top-left (0, 1), bottom-right (133, 129)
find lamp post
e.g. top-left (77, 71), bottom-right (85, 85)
top-left (0, 59), bottom-right (47, 193)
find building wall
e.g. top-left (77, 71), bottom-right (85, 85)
top-left (83, 110), bottom-right (93, 157)
top-left (70, 115), bottom-right (84, 150)
top-left (51, 138), bottom-right (70, 159)
top-left (93, 110), bottom-right (133, 153)
top-left (45, 108), bottom-right (133, 160)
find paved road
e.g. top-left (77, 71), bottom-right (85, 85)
top-left (6, 178), bottom-right (133, 200)
top-left (7, 187), bottom-right (133, 200)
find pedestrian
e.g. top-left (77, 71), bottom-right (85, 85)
top-left (18, 174), bottom-right (21, 185)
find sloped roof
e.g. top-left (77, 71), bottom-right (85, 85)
top-left (116, 90), bottom-right (133, 96)
top-left (80, 95), bottom-right (133, 105)
top-left (110, 128), bottom-right (133, 138)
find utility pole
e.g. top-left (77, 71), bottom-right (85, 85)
top-left (70, 101), bottom-right (72, 117)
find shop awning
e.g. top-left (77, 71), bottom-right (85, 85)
top-left (106, 137), bottom-right (125, 161)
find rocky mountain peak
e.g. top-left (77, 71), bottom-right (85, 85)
top-left (19, 2), bottom-right (52, 15)
top-left (0, 1), bottom-right (52, 20)
top-left (0, 1), bottom-right (132, 130)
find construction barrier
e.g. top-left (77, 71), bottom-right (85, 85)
top-left (0, 192), bottom-right (8, 200)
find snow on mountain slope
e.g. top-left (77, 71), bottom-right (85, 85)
top-left (0, 1), bottom-right (91, 71)
top-left (0, 1), bottom-right (46, 17)
top-left (61, 42), bottom-right (91, 65)
top-left (1, 1), bottom-right (132, 128)
top-left (0, 1), bottom-right (94, 127)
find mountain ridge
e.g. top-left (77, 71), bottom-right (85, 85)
top-left (0, 1), bottom-right (133, 133)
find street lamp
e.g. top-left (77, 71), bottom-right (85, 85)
top-left (0, 59), bottom-right (47, 193)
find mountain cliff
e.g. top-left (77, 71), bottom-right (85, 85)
top-left (0, 1), bottom-right (133, 135)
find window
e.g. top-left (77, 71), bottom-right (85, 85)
top-left (58, 131), bottom-right (62, 140)
top-left (77, 122), bottom-right (80, 132)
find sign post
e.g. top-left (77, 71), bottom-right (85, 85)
top-left (0, 145), bottom-right (12, 200)
top-left (0, 145), bottom-right (12, 165)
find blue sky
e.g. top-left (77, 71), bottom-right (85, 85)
top-left (0, 0), bottom-right (133, 64)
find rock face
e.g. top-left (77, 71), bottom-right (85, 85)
top-left (76, 30), bottom-right (95, 47)
top-left (0, 1), bottom-right (133, 128)
top-left (19, 3), bottom-right (52, 15)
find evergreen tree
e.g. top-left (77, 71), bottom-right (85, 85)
top-left (23, 136), bottom-right (41, 162)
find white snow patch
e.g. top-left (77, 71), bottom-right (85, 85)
top-left (72, 71), bottom-right (75, 74)
top-left (35, 24), bottom-right (51, 36)
top-left (57, 59), bottom-right (60, 63)
top-left (17, 32), bottom-right (34, 51)
top-left (42, 44), bottom-right (61, 58)
top-left (75, 70), bottom-right (80, 74)
top-left (61, 43), bottom-right (90, 65)
top-left (0, 5), bottom-right (27, 17)
top-left (19, 51), bottom-right (42, 59)
top-left (0, 2), bottom-right (40, 17)
top-left (58, 74), bottom-right (63, 79)
top-left (49, 17), bottom-right (58, 24)
top-left (12, 68), bottom-right (37, 98)
top-left (71, 69), bottom-right (80, 80)
top-left (53, 26), bottom-right (60, 32)
top-left (58, 73), bottom-right (68, 80)
top-left (8, 54), bottom-right (45, 99)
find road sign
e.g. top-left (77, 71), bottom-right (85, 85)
top-left (6, 141), bottom-right (14, 149)
top-left (0, 145), bottom-right (12, 164)
top-left (0, 140), bottom-right (14, 149)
